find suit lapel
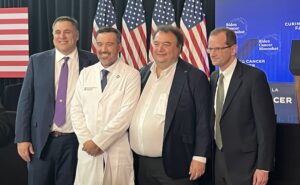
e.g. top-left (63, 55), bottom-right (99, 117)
top-left (140, 62), bottom-right (153, 92)
top-left (78, 50), bottom-right (86, 71)
top-left (164, 60), bottom-right (187, 139)
top-left (78, 50), bottom-right (93, 71)
top-left (211, 71), bottom-right (218, 103)
top-left (102, 61), bottom-right (122, 95)
top-left (46, 49), bottom-right (55, 103)
top-left (210, 71), bottom-right (218, 129)
top-left (222, 62), bottom-right (242, 116)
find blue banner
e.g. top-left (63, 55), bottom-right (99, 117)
top-left (216, 0), bottom-right (300, 123)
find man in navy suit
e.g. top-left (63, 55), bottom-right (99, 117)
top-left (130, 25), bottom-right (211, 185)
top-left (15, 16), bottom-right (98, 185)
top-left (208, 27), bottom-right (276, 185)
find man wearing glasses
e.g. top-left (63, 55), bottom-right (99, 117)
top-left (208, 27), bottom-right (276, 185)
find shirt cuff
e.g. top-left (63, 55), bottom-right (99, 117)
top-left (193, 156), bottom-right (206, 163)
top-left (260, 170), bottom-right (269, 173)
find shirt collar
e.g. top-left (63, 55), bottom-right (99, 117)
top-left (99, 58), bottom-right (120, 74)
top-left (150, 61), bottom-right (177, 77)
top-left (219, 58), bottom-right (237, 78)
top-left (55, 48), bottom-right (78, 63)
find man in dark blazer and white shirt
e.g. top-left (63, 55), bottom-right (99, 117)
top-left (208, 28), bottom-right (276, 185)
top-left (130, 25), bottom-right (211, 185)
top-left (15, 16), bottom-right (98, 185)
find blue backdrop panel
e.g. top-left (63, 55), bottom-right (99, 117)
top-left (215, 0), bottom-right (300, 123)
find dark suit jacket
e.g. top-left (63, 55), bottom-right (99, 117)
top-left (15, 49), bottom-right (98, 159)
top-left (141, 59), bottom-right (211, 179)
top-left (210, 61), bottom-right (276, 185)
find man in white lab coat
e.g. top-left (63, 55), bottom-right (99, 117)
top-left (71, 27), bottom-right (140, 185)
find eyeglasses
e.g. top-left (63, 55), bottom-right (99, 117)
top-left (206, 45), bottom-right (232, 53)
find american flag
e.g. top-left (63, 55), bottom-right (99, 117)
top-left (91, 0), bottom-right (117, 53)
top-left (121, 0), bottom-right (147, 69)
top-left (149, 0), bottom-right (176, 62)
top-left (180, 0), bottom-right (210, 77)
top-left (0, 8), bottom-right (28, 78)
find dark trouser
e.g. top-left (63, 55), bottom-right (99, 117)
top-left (27, 133), bottom-right (78, 185)
top-left (214, 148), bottom-right (232, 185)
top-left (137, 155), bottom-right (197, 185)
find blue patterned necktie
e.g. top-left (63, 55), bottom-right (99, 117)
top-left (101, 69), bottom-right (109, 91)
top-left (53, 57), bottom-right (69, 127)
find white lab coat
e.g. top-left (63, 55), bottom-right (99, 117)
top-left (71, 60), bottom-right (140, 185)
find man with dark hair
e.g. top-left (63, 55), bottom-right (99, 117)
top-left (130, 25), bottom-right (211, 185)
top-left (71, 27), bottom-right (140, 185)
top-left (208, 27), bottom-right (276, 185)
top-left (15, 16), bottom-right (98, 185)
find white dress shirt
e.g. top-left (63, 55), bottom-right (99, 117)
top-left (214, 58), bottom-right (237, 110)
top-left (130, 62), bottom-right (206, 162)
top-left (214, 58), bottom-right (237, 136)
top-left (130, 62), bottom-right (176, 157)
top-left (52, 48), bottom-right (79, 133)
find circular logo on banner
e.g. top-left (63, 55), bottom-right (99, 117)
top-left (226, 17), bottom-right (248, 38)
top-left (258, 34), bottom-right (280, 55)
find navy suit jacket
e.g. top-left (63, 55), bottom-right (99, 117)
top-left (210, 61), bottom-right (276, 185)
top-left (15, 49), bottom-right (98, 158)
top-left (140, 59), bottom-right (211, 179)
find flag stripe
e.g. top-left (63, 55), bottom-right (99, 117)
top-left (0, 66), bottom-right (27, 71)
top-left (0, 72), bottom-right (26, 77)
top-left (149, 22), bottom-right (156, 62)
top-left (182, 31), bottom-right (199, 67)
top-left (180, 0), bottom-right (209, 77)
top-left (0, 50), bottom-right (28, 55)
top-left (137, 25), bottom-right (147, 49)
top-left (0, 7), bottom-right (28, 77)
top-left (129, 26), bottom-right (147, 66)
top-left (122, 24), bottom-right (139, 69)
top-left (188, 27), bottom-right (209, 72)
top-left (0, 29), bottom-right (28, 34)
top-left (0, 35), bottom-right (28, 40)
top-left (0, 45), bottom-right (28, 50)
top-left (0, 40), bottom-right (28, 45)
top-left (121, 0), bottom-right (147, 69)
top-left (182, 23), bottom-right (206, 72)
top-left (0, 56), bottom-right (29, 60)
top-left (0, 19), bottom-right (28, 24)
top-left (0, 8), bottom-right (28, 14)
top-left (91, 0), bottom-right (117, 53)
top-left (0, 61), bottom-right (28, 66)
top-left (0, 24), bottom-right (28, 29)
top-left (91, 21), bottom-right (99, 53)
top-left (195, 23), bottom-right (210, 74)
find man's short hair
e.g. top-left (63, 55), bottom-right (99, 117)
top-left (96, 27), bottom-right (122, 44)
top-left (210, 27), bottom-right (237, 46)
top-left (52, 16), bottom-right (79, 31)
top-left (153, 25), bottom-right (184, 51)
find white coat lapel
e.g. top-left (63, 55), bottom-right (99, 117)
top-left (83, 63), bottom-right (102, 103)
top-left (101, 61), bottom-right (123, 96)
